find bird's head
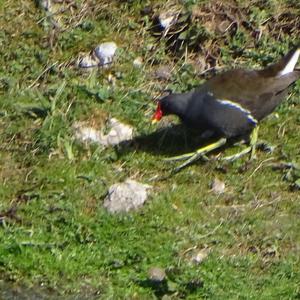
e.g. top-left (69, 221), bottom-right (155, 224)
top-left (151, 95), bottom-right (173, 124)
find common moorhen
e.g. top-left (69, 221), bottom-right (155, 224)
top-left (152, 46), bottom-right (300, 171)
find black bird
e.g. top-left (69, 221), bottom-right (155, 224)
top-left (152, 46), bottom-right (300, 171)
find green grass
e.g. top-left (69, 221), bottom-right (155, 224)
top-left (0, 0), bottom-right (300, 299)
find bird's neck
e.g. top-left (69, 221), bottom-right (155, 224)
top-left (169, 91), bottom-right (195, 119)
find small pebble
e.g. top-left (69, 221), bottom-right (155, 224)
top-left (107, 73), bottom-right (116, 85)
top-left (78, 42), bottom-right (117, 69)
top-left (158, 11), bottom-right (178, 29)
top-left (191, 249), bottom-right (209, 264)
top-left (94, 42), bottom-right (117, 66)
top-left (78, 55), bottom-right (99, 69)
top-left (211, 178), bottom-right (225, 194)
top-left (38, 0), bottom-right (51, 10)
top-left (155, 65), bottom-right (172, 80)
top-left (133, 57), bottom-right (143, 68)
top-left (148, 267), bottom-right (166, 282)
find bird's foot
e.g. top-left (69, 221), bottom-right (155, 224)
top-left (172, 152), bottom-right (209, 173)
top-left (164, 138), bottom-right (227, 172)
top-left (221, 126), bottom-right (260, 162)
top-left (220, 141), bottom-right (274, 162)
top-left (163, 151), bottom-right (202, 162)
top-left (221, 146), bottom-right (253, 162)
top-left (256, 141), bottom-right (276, 153)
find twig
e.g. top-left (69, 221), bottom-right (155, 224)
top-left (182, 245), bottom-right (198, 255)
top-left (253, 196), bottom-right (282, 210)
top-left (196, 220), bottom-right (224, 240)
top-left (247, 157), bottom-right (275, 181)
top-left (27, 61), bottom-right (58, 89)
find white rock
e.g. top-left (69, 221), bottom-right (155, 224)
top-left (78, 42), bottom-right (117, 69)
top-left (133, 57), bottom-right (143, 68)
top-left (158, 11), bottom-right (178, 29)
top-left (94, 42), bottom-right (117, 66)
top-left (73, 122), bottom-right (101, 143)
top-left (73, 118), bottom-right (133, 146)
top-left (191, 249), bottom-right (210, 264)
top-left (78, 55), bottom-right (99, 68)
top-left (103, 179), bottom-right (152, 213)
top-left (100, 118), bottom-right (133, 146)
top-left (211, 178), bottom-right (225, 194)
top-left (39, 0), bottom-right (51, 11)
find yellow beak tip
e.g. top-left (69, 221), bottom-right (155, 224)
top-left (151, 119), bottom-right (158, 125)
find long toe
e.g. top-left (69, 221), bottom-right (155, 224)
top-left (170, 138), bottom-right (227, 172)
top-left (173, 152), bottom-right (206, 173)
top-left (256, 141), bottom-right (276, 153)
top-left (221, 146), bottom-right (252, 162)
top-left (163, 152), bottom-right (197, 162)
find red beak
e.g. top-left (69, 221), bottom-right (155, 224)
top-left (152, 103), bottom-right (163, 124)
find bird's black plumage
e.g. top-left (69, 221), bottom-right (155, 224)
top-left (153, 46), bottom-right (300, 139)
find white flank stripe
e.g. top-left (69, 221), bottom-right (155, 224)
top-left (278, 48), bottom-right (300, 76)
top-left (217, 99), bottom-right (258, 125)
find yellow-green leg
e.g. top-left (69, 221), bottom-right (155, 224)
top-left (250, 125), bottom-right (258, 159)
top-left (165, 138), bottom-right (227, 172)
top-left (222, 126), bottom-right (259, 162)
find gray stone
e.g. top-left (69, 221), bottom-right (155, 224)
top-left (78, 55), bottom-right (99, 69)
top-left (154, 65), bottom-right (172, 80)
top-left (148, 267), bottom-right (166, 282)
top-left (78, 42), bottom-right (117, 68)
top-left (103, 180), bottom-right (152, 213)
top-left (94, 42), bottom-right (117, 66)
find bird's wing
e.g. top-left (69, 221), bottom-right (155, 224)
top-left (202, 69), bottom-right (300, 120)
top-left (262, 71), bottom-right (300, 94)
top-left (200, 93), bottom-right (257, 138)
top-left (253, 71), bottom-right (300, 118)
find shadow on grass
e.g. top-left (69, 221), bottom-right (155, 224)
top-left (136, 279), bottom-right (170, 298)
top-left (136, 277), bottom-right (204, 299)
top-left (117, 124), bottom-right (236, 158)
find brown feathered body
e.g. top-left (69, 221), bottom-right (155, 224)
top-left (155, 47), bottom-right (300, 138)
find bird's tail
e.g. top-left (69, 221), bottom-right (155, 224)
top-left (260, 45), bottom-right (300, 77)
